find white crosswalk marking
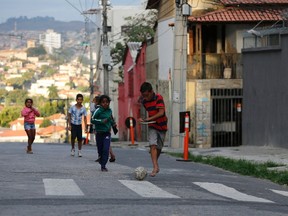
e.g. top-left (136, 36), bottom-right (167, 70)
top-left (43, 179), bottom-right (84, 196)
top-left (271, 189), bottom-right (288, 197)
top-left (119, 180), bottom-right (180, 198)
top-left (194, 182), bottom-right (274, 203)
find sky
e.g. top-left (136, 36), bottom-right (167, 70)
top-left (0, 0), bottom-right (144, 23)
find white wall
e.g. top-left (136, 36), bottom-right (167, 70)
top-left (158, 18), bottom-right (174, 80)
top-left (108, 6), bottom-right (144, 46)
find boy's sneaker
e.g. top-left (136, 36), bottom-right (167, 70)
top-left (71, 149), bottom-right (75, 156)
top-left (78, 151), bottom-right (82, 157)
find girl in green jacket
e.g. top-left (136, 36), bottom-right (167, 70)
top-left (91, 95), bottom-right (116, 171)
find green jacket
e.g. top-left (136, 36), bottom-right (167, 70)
top-left (91, 106), bottom-right (115, 133)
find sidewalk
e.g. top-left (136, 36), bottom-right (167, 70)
top-left (190, 146), bottom-right (288, 165)
top-left (111, 141), bottom-right (288, 169)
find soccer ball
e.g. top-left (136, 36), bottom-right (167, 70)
top-left (134, 166), bottom-right (147, 181)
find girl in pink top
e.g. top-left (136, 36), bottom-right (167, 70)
top-left (21, 98), bottom-right (40, 154)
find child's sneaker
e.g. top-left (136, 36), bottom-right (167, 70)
top-left (71, 149), bottom-right (75, 156)
top-left (26, 146), bottom-right (33, 154)
top-left (109, 157), bottom-right (116, 162)
top-left (78, 150), bottom-right (82, 157)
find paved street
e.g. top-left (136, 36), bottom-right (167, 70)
top-left (0, 142), bottom-right (288, 216)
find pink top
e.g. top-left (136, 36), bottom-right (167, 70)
top-left (21, 107), bottom-right (40, 123)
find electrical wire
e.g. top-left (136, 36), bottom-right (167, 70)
top-left (63, 0), bottom-right (102, 29)
top-left (78, 45), bottom-right (89, 64)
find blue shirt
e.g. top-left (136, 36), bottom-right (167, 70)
top-left (68, 105), bottom-right (87, 125)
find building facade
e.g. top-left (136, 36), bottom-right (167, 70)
top-left (39, 29), bottom-right (61, 54)
top-left (118, 42), bottom-right (146, 141)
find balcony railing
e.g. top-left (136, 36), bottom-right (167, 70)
top-left (187, 53), bottom-right (243, 79)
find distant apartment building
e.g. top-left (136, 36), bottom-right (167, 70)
top-left (29, 77), bottom-right (70, 98)
top-left (29, 79), bottom-right (55, 97)
top-left (39, 29), bottom-right (61, 54)
top-left (58, 64), bottom-right (80, 77)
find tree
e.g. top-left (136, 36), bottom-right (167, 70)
top-left (66, 81), bottom-right (76, 89)
top-left (122, 10), bottom-right (157, 43)
top-left (49, 47), bottom-right (74, 65)
top-left (48, 85), bottom-right (59, 98)
top-left (3, 66), bottom-right (9, 72)
top-left (0, 89), bottom-right (7, 104)
top-left (27, 45), bottom-right (47, 57)
top-left (6, 71), bottom-right (35, 89)
top-left (22, 70), bottom-right (35, 80)
top-left (41, 65), bottom-right (57, 77)
top-left (111, 42), bottom-right (125, 66)
top-left (0, 106), bottom-right (21, 127)
top-left (77, 85), bottom-right (89, 92)
top-left (5, 89), bottom-right (28, 106)
top-left (38, 101), bottom-right (59, 117)
top-left (5, 77), bottom-right (24, 89)
top-left (110, 10), bottom-right (157, 65)
top-left (40, 118), bottom-right (52, 128)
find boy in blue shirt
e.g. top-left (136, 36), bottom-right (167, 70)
top-left (68, 93), bottom-right (87, 157)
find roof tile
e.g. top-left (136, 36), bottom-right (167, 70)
top-left (220, 0), bottom-right (288, 5)
top-left (37, 125), bottom-right (66, 135)
top-left (0, 130), bottom-right (26, 137)
top-left (188, 7), bottom-right (285, 22)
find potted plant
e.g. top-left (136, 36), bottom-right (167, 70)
top-left (220, 42), bottom-right (237, 79)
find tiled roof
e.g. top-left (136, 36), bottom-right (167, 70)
top-left (0, 130), bottom-right (26, 137)
top-left (188, 7), bottom-right (285, 23)
top-left (48, 113), bottom-right (66, 120)
top-left (9, 117), bottom-right (44, 126)
top-left (37, 125), bottom-right (66, 135)
top-left (220, 0), bottom-right (288, 5)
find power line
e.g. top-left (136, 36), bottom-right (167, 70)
top-left (63, 0), bottom-right (102, 29)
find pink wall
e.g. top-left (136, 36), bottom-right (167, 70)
top-left (118, 43), bottom-right (146, 141)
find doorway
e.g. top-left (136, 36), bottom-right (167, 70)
top-left (211, 88), bottom-right (242, 147)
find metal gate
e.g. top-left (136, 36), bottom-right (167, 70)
top-left (211, 89), bottom-right (242, 147)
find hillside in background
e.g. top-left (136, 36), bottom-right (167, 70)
top-left (0, 16), bottom-right (87, 32)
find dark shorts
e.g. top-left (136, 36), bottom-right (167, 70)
top-left (71, 124), bottom-right (82, 142)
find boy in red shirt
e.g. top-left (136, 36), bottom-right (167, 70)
top-left (139, 82), bottom-right (168, 177)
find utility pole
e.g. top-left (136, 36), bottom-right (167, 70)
top-left (82, 8), bottom-right (101, 146)
top-left (101, 0), bottom-right (110, 95)
top-left (82, 9), bottom-right (99, 104)
top-left (170, 0), bottom-right (191, 148)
